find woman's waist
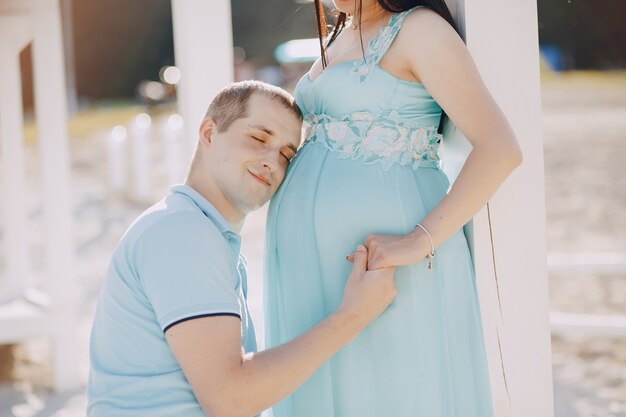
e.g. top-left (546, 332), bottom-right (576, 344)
top-left (303, 111), bottom-right (442, 171)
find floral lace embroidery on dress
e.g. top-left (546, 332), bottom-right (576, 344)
top-left (303, 111), bottom-right (442, 171)
top-left (350, 9), bottom-right (416, 82)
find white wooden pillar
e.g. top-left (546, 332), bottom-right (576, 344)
top-left (171, 0), bottom-right (234, 164)
top-left (0, 16), bottom-right (32, 301)
top-left (443, 1), bottom-right (553, 416)
top-left (31, 0), bottom-right (79, 391)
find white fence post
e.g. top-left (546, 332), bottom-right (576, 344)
top-left (0, 16), bottom-right (31, 302)
top-left (129, 113), bottom-right (152, 201)
top-left (171, 0), bottom-right (234, 164)
top-left (31, 0), bottom-right (79, 391)
top-left (163, 114), bottom-right (184, 186)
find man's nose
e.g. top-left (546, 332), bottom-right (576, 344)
top-left (261, 149), bottom-right (280, 172)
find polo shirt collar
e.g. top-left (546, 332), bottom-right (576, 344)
top-left (170, 184), bottom-right (239, 239)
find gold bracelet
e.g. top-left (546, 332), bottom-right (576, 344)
top-left (415, 223), bottom-right (435, 270)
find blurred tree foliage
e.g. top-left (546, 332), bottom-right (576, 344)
top-left (70, 0), bottom-right (316, 100)
top-left (232, 0), bottom-right (317, 64)
top-left (67, 0), bottom-right (624, 100)
top-left (538, 0), bottom-right (626, 69)
top-left (72, 0), bottom-right (175, 99)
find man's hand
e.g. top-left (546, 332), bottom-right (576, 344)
top-left (364, 230), bottom-right (431, 269)
top-left (346, 230), bottom-right (431, 270)
top-left (338, 245), bottom-right (397, 329)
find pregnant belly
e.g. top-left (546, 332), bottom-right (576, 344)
top-left (270, 143), bottom-right (451, 315)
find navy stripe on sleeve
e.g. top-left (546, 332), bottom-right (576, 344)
top-left (163, 312), bottom-right (242, 333)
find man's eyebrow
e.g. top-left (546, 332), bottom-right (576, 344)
top-left (249, 124), bottom-right (274, 136)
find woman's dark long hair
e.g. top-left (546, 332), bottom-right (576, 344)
top-left (312, 0), bottom-right (458, 132)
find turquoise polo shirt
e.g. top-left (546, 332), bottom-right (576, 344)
top-left (87, 184), bottom-right (257, 417)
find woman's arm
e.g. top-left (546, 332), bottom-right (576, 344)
top-left (365, 8), bottom-right (523, 269)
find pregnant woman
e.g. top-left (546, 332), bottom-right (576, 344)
top-left (265, 1), bottom-right (522, 416)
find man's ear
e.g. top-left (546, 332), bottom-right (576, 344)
top-left (198, 117), bottom-right (216, 148)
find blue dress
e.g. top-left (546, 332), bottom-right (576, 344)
top-left (264, 8), bottom-right (494, 417)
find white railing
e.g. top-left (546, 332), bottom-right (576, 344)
top-left (548, 252), bottom-right (626, 337)
top-left (105, 112), bottom-right (186, 201)
top-left (548, 252), bottom-right (626, 274)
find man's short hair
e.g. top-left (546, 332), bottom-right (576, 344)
top-left (205, 80), bottom-right (302, 132)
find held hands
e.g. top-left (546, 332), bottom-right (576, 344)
top-left (339, 245), bottom-right (397, 329)
top-left (347, 229), bottom-right (430, 270)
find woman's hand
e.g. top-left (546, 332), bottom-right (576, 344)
top-left (347, 229), bottom-right (431, 270)
top-left (365, 230), bottom-right (430, 270)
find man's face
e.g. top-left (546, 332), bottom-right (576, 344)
top-left (205, 94), bottom-right (302, 218)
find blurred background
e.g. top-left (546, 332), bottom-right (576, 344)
top-left (0, 0), bottom-right (625, 416)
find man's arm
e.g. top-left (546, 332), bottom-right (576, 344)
top-left (166, 245), bottom-right (395, 417)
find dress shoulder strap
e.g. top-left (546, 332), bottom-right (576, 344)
top-left (369, 6), bottom-right (425, 65)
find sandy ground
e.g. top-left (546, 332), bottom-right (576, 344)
top-left (0, 74), bottom-right (625, 416)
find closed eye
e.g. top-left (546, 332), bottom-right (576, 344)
top-left (281, 149), bottom-right (297, 162)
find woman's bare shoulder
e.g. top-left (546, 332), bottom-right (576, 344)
top-left (397, 7), bottom-right (462, 48)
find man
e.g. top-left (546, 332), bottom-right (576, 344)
top-left (87, 80), bottom-right (396, 417)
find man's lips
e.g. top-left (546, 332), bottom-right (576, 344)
top-left (247, 169), bottom-right (271, 187)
